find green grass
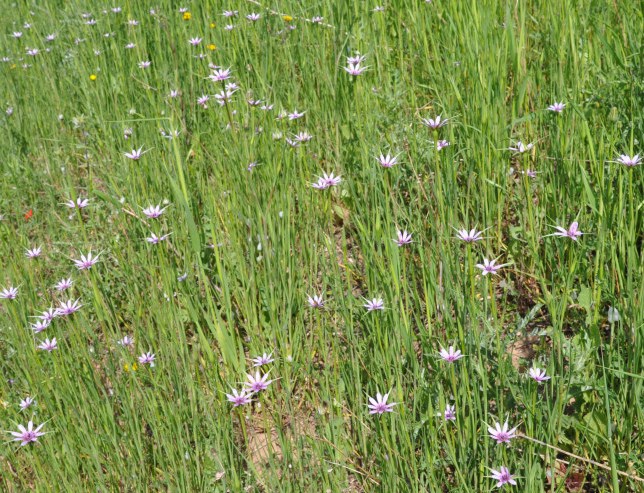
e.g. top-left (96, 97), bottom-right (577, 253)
top-left (0, 0), bottom-right (642, 491)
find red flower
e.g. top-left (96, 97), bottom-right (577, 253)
top-left (24, 209), bottom-right (33, 221)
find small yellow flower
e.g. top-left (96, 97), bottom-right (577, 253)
top-left (183, 11), bottom-right (192, 21)
top-left (89, 74), bottom-right (97, 81)
top-left (209, 22), bottom-right (216, 29)
top-left (132, 363), bottom-right (138, 371)
top-left (10, 64), bottom-right (17, 69)
top-left (123, 363), bottom-right (130, 372)
top-left (283, 15), bottom-right (293, 22)
top-left (207, 44), bottom-right (216, 51)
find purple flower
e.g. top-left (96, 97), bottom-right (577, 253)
top-left (55, 278), bottom-right (73, 291)
top-left (124, 147), bottom-right (150, 160)
top-left (288, 109), bottom-right (306, 120)
top-left (421, 115), bottom-right (448, 130)
top-left (197, 95), bottom-right (210, 108)
top-left (311, 172), bottom-right (342, 190)
top-left (38, 338), bottom-right (58, 352)
top-left (614, 154), bottom-right (640, 167)
top-left (367, 391), bottom-right (397, 414)
top-left (488, 420), bottom-right (519, 444)
top-left (476, 257), bottom-right (508, 276)
top-left (73, 251), bottom-right (100, 270)
top-left (142, 204), bottom-right (167, 218)
top-left (551, 221), bottom-right (583, 241)
top-left (246, 13), bottom-right (261, 21)
top-left (344, 62), bottom-right (368, 76)
top-left (363, 298), bottom-right (384, 311)
top-left (209, 68), bottom-right (232, 82)
top-left (490, 466), bottom-right (517, 488)
top-left (55, 299), bottom-right (83, 317)
top-left (454, 227), bottom-right (485, 243)
top-left (377, 153), bottom-right (399, 168)
top-left (30, 320), bottom-right (50, 333)
top-left (117, 335), bottom-right (135, 347)
top-left (168, 89), bottom-right (179, 98)
top-left (65, 197), bottom-right (89, 209)
top-left (226, 388), bottom-right (253, 407)
top-left (394, 230), bottom-right (412, 246)
top-left (251, 353), bottom-right (274, 367)
top-left (9, 421), bottom-right (46, 446)
top-left (138, 60), bottom-right (151, 69)
top-left (293, 131), bottom-right (313, 143)
top-left (146, 232), bottom-right (171, 244)
top-left (547, 102), bottom-right (565, 113)
top-left (442, 404), bottom-right (456, 421)
top-left (0, 286), bottom-right (18, 300)
top-left (19, 397), bottom-right (35, 411)
top-left (177, 272), bottom-right (188, 282)
top-left (528, 367), bottom-right (550, 383)
top-left (138, 351), bottom-right (155, 366)
top-left (38, 308), bottom-right (58, 324)
top-left (244, 371), bottom-right (272, 393)
top-left (439, 346), bottom-right (464, 363)
top-left (509, 141), bottom-right (534, 154)
top-left (188, 37), bottom-right (202, 46)
top-left (222, 10), bottom-right (238, 17)
top-left (436, 140), bottom-right (450, 151)
top-left (307, 294), bottom-right (325, 308)
top-left (25, 246), bottom-right (42, 258)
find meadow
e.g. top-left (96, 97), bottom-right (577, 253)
top-left (0, 1), bottom-right (642, 491)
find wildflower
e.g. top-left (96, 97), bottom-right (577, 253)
top-left (436, 140), bottom-right (450, 151)
top-left (288, 109), bottom-right (306, 120)
top-left (509, 141), bottom-right (534, 154)
top-left (177, 272), bottom-right (188, 282)
top-left (377, 153), bottom-right (399, 168)
top-left (138, 60), bottom-right (151, 69)
top-left (207, 44), bottom-right (216, 51)
top-left (73, 251), bottom-right (100, 270)
top-left (528, 367), bottom-right (550, 383)
top-left (394, 230), bottom-right (412, 246)
top-left (214, 89), bottom-right (236, 105)
top-left (489, 466), bottom-right (517, 488)
top-left (293, 131), bottom-right (313, 143)
top-left (197, 95), bottom-right (210, 108)
top-left (9, 421), bottom-right (45, 446)
top-left (45, 34), bottom-right (57, 41)
top-left (117, 335), bottom-right (135, 347)
top-left (38, 308), bottom-right (58, 323)
top-left (224, 24), bottom-right (234, 31)
top-left (222, 10), bottom-right (238, 17)
top-left (55, 299), bottom-right (83, 317)
top-left (311, 172), bottom-right (342, 190)
top-left (246, 13), bottom-right (261, 21)
top-left (168, 89), bottom-right (179, 98)
top-left (550, 221), bottom-right (583, 241)
top-left (31, 320), bottom-right (50, 333)
top-left (125, 42), bottom-right (136, 49)
top-left (182, 11), bottom-right (191, 20)
top-left (25, 246), bottom-right (42, 258)
top-left (373, 6), bottom-right (385, 12)
top-left (12, 32), bottom-right (23, 38)
top-left (0, 287), bottom-right (18, 300)
top-left (24, 209), bottom-right (33, 221)
top-left (19, 397), bottom-right (35, 411)
top-left (344, 63), bottom-right (368, 76)
top-left (55, 278), bottom-right (73, 291)
top-left (247, 161), bottom-right (259, 172)
top-left (312, 16), bottom-right (324, 23)
top-left (124, 147), bottom-right (150, 160)
top-left (547, 102), bottom-right (565, 113)
top-left (142, 204), bottom-right (167, 219)
top-left (442, 404), bottom-right (456, 421)
top-left (38, 338), bottom-right (58, 352)
top-left (188, 37), bottom-right (202, 46)
top-left (455, 227), bottom-right (485, 243)
top-left (251, 353), bottom-right (274, 367)
top-left (26, 48), bottom-right (39, 56)
top-left (226, 388), bottom-right (252, 407)
top-left (363, 298), bottom-right (384, 311)
top-left (367, 391), bottom-right (397, 414)
top-left (283, 15), bottom-right (293, 22)
top-left (421, 115), bottom-right (448, 129)
top-left (475, 257), bottom-right (508, 276)
top-left (146, 233), bottom-right (171, 244)
top-left (439, 346), bottom-right (464, 363)
top-left (138, 352), bottom-right (155, 366)
top-left (607, 306), bottom-right (620, 324)
top-left (128, 19), bottom-right (140, 26)
top-left (488, 420), bottom-right (519, 444)
top-left (244, 371), bottom-right (272, 392)
top-left (614, 154), bottom-right (641, 167)
top-left (307, 294), bottom-right (325, 308)
top-left (347, 54), bottom-right (367, 64)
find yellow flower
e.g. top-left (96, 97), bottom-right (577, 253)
top-left (283, 15), bottom-right (293, 22)
top-left (124, 363), bottom-right (130, 372)
top-left (209, 22), bottom-right (216, 29)
top-left (10, 64), bottom-right (16, 69)
top-left (207, 44), bottom-right (216, 51)
top-left (89, 74), bottom-right (97, 81)
top-left (183, 11), bottom-right (192, 21)
top-left (123, 362), bottom-right (138, 372)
